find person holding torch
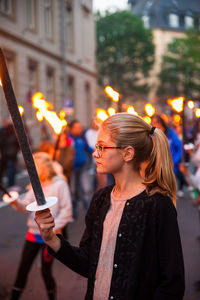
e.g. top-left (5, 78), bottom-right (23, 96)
top-left (35, 113), bottom-right (185, 300)
top-left (4, 152), bottom-right (72, 300)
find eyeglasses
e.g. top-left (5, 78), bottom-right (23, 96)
top-left (95, 143), bottom-right (123, 157)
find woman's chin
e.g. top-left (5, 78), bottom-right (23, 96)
top-left (96, 165), bottom-right (107, 174)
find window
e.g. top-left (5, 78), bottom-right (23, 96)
top-left (27, 0), bottom-right (36, 31)
top-left (185, 16), bottom-right (193, 29)
top-left (46, 67), bottom-right (55, 105)
top-left (82, 7), bottom-right (91, 60)
top-left (44, 0), bottom-right (53, 39)
top-left (66, 0), bottom-right (74, 51)
top-left (27, 60), bottom-right (38, 116)
top-left (142, 15), bottom-right (150, 28)
top-left (169, 13), bottom-right (179, 28)
top-left (67, 75), bottom-right (74, 100)
top-left (0, 0), bottom-right (13, 16)
top-left (85, 82), bottom-right (91, 120)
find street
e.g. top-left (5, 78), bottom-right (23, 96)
top-left (0, 172), bottom-right (200, 300)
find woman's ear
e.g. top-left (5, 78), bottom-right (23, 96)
top-left (122, 146), bottom-right (135, 162)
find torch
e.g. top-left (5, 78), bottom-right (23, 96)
top-left (0, 48), bottom-right (57, 211)
top-left (32, 92), bottom-right (67, 160)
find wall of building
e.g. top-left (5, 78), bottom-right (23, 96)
top-left (0, 0), bottom-right (97, 147)
top-left (149, 29), bottom-right (185, 102)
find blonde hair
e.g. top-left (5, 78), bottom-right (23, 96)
top-left (33, 152), bottom-right (57, 183)
top-left (102, 113), bottom-right (177, 205)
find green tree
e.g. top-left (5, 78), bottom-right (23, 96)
top-left (96, 11), bottom-right (154, 98)
top-left (159, 31), bottom-right (200, 100)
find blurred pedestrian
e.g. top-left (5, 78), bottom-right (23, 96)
top-left (35, 113), bottom-right (185, 300)
top-left (69, 120), bottom-right (93, 218)
top-left (6, 152), bottom-right (72, 300)
top-left (0, 119), bottom-right (20, 187)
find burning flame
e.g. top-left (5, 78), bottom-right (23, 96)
top-left (32, 92), bottom-right (66, 134)
top-left (96, 108), bottom-right (108, 122)
top-left (59, 110), bottom-right (66, 120)
top-left (173, 114), bottom-right (181, 126)
top-left (36, 111), bottom-right (43, 122)
top-left (187, 101), bottom-right (194, 109)
top-left (167, 97), bottom-right (185, 113)
top-left (143, 116), bottom-right (151, 124)
top-left (195, 109), bottom-right (200, 118)
top-left (127, 105), bottom-right (138, 115)
top-left (0, 78), bottom-right (2, 87)
top-left (107, 107), bottom-right (116, 116)
top-left (104, 86), bottom-right (120, 102)
top-left (18, 106), bottom-right (24, 116)
top-left (144, 103), bottom-right (155, 117)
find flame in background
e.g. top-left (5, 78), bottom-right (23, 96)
top-left (167, 97), bottom-right (184, 113)
top-left (32, 92), bottom-right (66, 134)
top-left (107, 107), bottom-right (116, 116)
top-left (195, 108), bottom-right (200, 118)
top-left (187, 101), bottom-right (194, 109)
top-left (18, 106), bottom-right (24, 116)
top-left (96, 108), bottom-right (108, 122)
top-left (0, 78), bottom-right (2, 87)
top-left (104, 86), bottom-right (120, 102)
top-left (143, 116), bottom-right (151, 124)
top-left (144, 103), bottom-right (155, 117)
top-left (127, 105), bottom-right (138, 115)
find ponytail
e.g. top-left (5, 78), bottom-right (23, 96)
top-left (144, 128), bottom-right (177, 205)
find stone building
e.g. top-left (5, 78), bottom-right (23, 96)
top-left (128, 0), bottom-right (200, 102)
top-left (0, 0), bottom-right (97, 146)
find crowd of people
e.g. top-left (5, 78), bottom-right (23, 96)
top-left (1, 112), bottom-right (200, 299)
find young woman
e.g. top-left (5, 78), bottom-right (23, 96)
top-left (35, 113), bottom-right (185, 300)
top-left (8, 152), bottom-right (72, 300)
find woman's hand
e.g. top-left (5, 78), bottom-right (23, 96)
top-left (34, 209), bottom-right (61, 252)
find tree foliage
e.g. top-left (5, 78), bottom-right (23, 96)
top-left (159, 31), bottom-right (200, 99)
top-left (96, 11), bottom-right (155, 98)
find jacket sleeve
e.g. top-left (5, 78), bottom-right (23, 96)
top-left (47, 190), bottom-right (98, 277)
top-left (153, 196), bottom-right (185, 300)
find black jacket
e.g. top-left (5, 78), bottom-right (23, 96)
top-left (48, 185), bottom-right (185, 300)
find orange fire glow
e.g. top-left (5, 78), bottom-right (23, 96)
top-left (127, 105), bottom-right (138, 115)
top-left (174, 114), bottom-right (181, 124)
top-left (167, 97), bottom-right (185, 113)
top-left (18, 106), bottom-right (24, 116)
top-left (96, 108), bottom-right (108, 122)
top-left (32, 92), bottom-right (66, 134)
top-left (187, 101), bottom-right (194, 109)
top-left (104, 86), bottom-right (120, 102)
top-left (143, 116), bottom-right (151, 124)
top-left (0, 78), bottom-right (2, 87)
top-left (107, 107), bottom-right (116, 116)
top-left (195, 109), bottom-right (200, 118)
top-left (144, 103), bottom-right (155, 117)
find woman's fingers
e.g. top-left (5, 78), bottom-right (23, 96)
top-left (35, 210), bottom-right (55, 228)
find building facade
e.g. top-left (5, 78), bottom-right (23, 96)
top-left (0, 0), bottom-right (97, 146)
top-left (128, 0), bottom-right (200, 102)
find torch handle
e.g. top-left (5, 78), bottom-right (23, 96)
top-left (0, 48), bottom-right (46, 205)
top-left (0, 182), bottom-right (11, 198)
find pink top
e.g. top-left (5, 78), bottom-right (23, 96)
top-left (93, 188), bottom-right (129, 300)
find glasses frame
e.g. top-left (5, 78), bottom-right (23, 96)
top-left (95, 143), bottom-right (123, 157)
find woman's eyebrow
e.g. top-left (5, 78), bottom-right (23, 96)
top-left (97, 140), bottom-right (106, 144)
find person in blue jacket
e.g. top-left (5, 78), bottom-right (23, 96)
top-left (69, 120), bottom-right (93, 218)
top-left (152, 114), bottom-right (186, 196)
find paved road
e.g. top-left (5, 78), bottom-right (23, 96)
top-left (0, 172), bottom-right (200, 299)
